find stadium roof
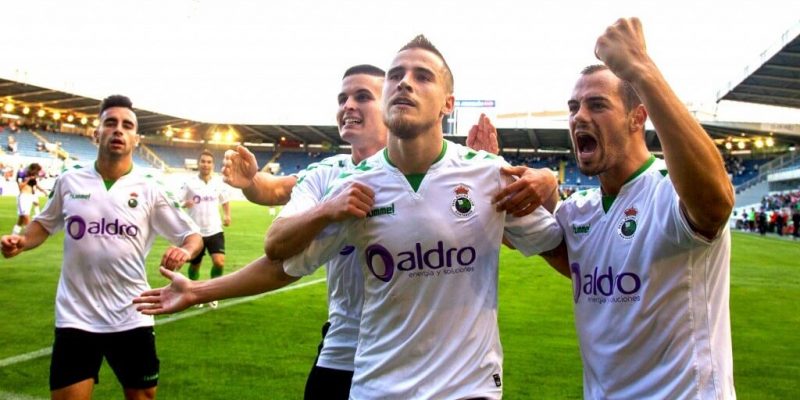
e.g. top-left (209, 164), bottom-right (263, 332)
top-left (717, 23), bottom-right (800, 109)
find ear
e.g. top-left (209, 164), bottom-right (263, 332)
top-left (629, 104), bottom-right (647, 133)
top-left (133, 133), bottom-right (140, 148)
top-left (441, 94), bottom-right (455, 117)
top-left (93, 129), bottom-right (100, 143)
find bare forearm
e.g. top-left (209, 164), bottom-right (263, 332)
top-left (180, 234), bottom-right (204, 259)
top-left (222, 203), bottom-right (231, 219)
top-left (191, 256), bottom-right (298, 302)
top-left (539, 240), bottom-right (571, 278)
top-left (631, 63), bottom-right (733, 234)
top-left (242, 173), bottom-right (296, 206)
top-left (265, 206), bottom-right (333, 260)
top-left (22, 222), bottom-right (50, 251)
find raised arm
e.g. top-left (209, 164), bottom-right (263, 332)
top-left (265, 182), bottom-right (374, 260)
top-left (222, 145), bottom-right (298, 206)
top-left (134, 255), bottom-right (298, 315)
top-left (596, 17), bottom-right (734, 238)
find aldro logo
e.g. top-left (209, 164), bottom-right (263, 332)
top-left (570, 262), bottom-right (642, 305)
top-left (618, 207), bottom-right (638, 239)
top-left (451, 185), bottom-right (475, 217)
top-left (365, 241), bottom-right (477, 282)
top-left (66, 216), bottom-right (141, 240)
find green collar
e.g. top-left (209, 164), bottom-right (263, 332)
top-left (95, 162), bottom-right (133, 190)
top-left (601, 154), bottom-right (655, 213)
top-left (384, 140), bottom-right (447, 192)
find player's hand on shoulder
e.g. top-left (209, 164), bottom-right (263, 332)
top-left (161, 246), bottom-right (192, 271)
top-left (466, 113), bottom-right (499, 155)
top-left (324, 182), bottom-right (375, 222)
top-left (222, 145), bottom-right (259, 189)
top-left (1, 234), bottom-right (25, 258)
top-left (494, 166), bottom-right (558, 217)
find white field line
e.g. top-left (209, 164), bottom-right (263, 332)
top-left (0, 390), bottom-right (49, 400)
top-left (0, 278), bottom-right (325, 369)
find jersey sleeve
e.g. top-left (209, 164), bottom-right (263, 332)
top-left (282, 221), bottom-right (348, 277)
top-left (33, 177), bottom-right (65, 234)
top-left (495, 161), bottom-right (563, 256)
top-left (218, 180), bottom-right (232, 204)
top-left (656, 176), bottom-right (717, 247)
top-left (277, 160), bottom-right (338, 218)
top-left (150, 186), bottom-right (199, 245)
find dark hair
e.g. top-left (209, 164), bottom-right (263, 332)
top-left (399, 34), bottom-right (454, 93)
top-left (26, 163), bottom-right (42, 174)
top-left (580, 64), bottom-right (641, 112)
top-left (343, 64), bottom-right (385, 79)
top-left (99, 95), bottom-right (134, 116)
top-left (199, 149), bottom-right (214, 160)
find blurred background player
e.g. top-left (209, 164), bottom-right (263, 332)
top-left (12, 162), bottom-right (47, 234)
top-left (180, 149), bottom-right (232, 308)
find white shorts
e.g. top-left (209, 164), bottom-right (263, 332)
top-left (17, 193), bottom-right (34, 216)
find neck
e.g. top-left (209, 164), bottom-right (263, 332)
top-left (599, 148), bottom-right (651, 196)
top-left (95, 155), bottom-right (132, 181)
top-left (387, 130), bottom-right (443, 174)
top-left (199, 173), bottom-right (211, 182)
top-left (350, 142), bottom-right (383, 165)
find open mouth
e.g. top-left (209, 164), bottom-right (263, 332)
top-left (110, 138), bottom-right (125, 147)
top-left (390, 96), bottom-right (415, 108)
top-left (342, 116), bottom-right (362, 128)
top-left (575, 133), bottom-right (598, 156)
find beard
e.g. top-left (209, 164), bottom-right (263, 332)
top-left (383, 111), bottom-right (437, 140)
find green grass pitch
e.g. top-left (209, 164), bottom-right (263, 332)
top-left (0, 196), bottom-right (798, 398)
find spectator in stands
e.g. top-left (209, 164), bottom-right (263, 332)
top-left (6, 135), bottom-right (17, 153)
top-left (541, 18), bottom-right (735, 399)
top-left (793, 207), bottom-right (800, 240)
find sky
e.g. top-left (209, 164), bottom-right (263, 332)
top-left (1, 0), bottom-right (798, 127)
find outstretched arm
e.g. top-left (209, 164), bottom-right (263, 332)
top-left (265, 182), bottom-right (374, 260)
top-left (160, 233), bottom-right (203, 271)
top-left (596, 17), bottom-right (733, 238)
top-left (134, 256), bottom-right (298, 315)
top-left (222, 145), bottom-right (298, 206)
top-left (1, 221), bottom-right (50, 258)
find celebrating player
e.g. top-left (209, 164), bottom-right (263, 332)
top-left (542, 18), bottom-right (736, 398)
top-left (180, 150), bottom-right (231, 308)
top-left (277, 35), bottom-right (562, 399)
top-left (2, 95), bottom-right (202, 400)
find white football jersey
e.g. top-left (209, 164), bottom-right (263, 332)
top-left (556, 157), bottom-right (735, 399)
top-left (278, 153), bottom-right (364, 371)
top-left (35, 165), bottom-right (198, 333)
top-left (285, 141), bottom-right (563, 400)
top-left (180, 174), bottom-right (230, 237)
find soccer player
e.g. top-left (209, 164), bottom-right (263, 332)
top-left (12, 163), bottom-right (47, 234)
top-left (275, 35), bottom-right (562, 399)
top-left (542, 18), bottom-right (736, 398)
top-left (180, 149), bottom-right (231, 308)
top-left (1, 95), bottom-right (202, 400)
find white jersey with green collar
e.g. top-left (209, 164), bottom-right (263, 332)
top-left (180, 174), bottom-right (230, 237)
top-left (278, 152), bottom-right (363, 371)
top-left (555, 157), bottom-right (735, 399)
top-left (35, 165), bottom-right (199, 333)
top-left (285, 140), bottom-right (562, 400)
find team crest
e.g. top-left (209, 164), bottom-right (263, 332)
top-left (128, 192), bottom-right (139, 208)
top-left (618, 207), bottom-right (638, 239)
top-left (451, 185), bottom-right (475, 217)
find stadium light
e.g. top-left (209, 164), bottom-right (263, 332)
top-left (22, 106), bottom-right (30, 115)
top-left (37, 109), bottom-right (46, 118)
top-left (53, 111), bottom-right (61, 120)
top-left (212, 131), bottom-right (222, 142)
top-left (3, 103), bottom-right (14, 112)
top-left (737, 141), bottom-right (746, 150)
top-left (80, 116), bottom-right (88, 125)
top-left (182, 130), bottom-right (191, 139)
top-left (765, 137), bottom-right (774, 147)
top-left (165, 127), bottom-right (174, 138)
top-left (754, 139), bottom-right (764, 149)
top-left (92, 119), bottom-right (100, 127)
top-left (724, 141), bottom-right (732, 150)
top-left (67, 114), bottom-right (75, 123)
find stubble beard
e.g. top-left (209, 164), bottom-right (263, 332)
top-left (384, 112), bottom-right (436, 140)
